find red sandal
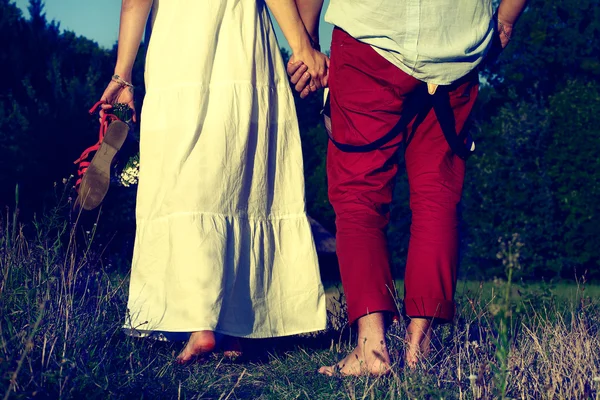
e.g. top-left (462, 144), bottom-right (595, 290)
top-left (73, 101), bottom-right (130, 211)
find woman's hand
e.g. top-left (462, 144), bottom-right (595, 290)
top-left (287, 49), bottom-right (329, 99)
top-left (291, 47), bottom-right (329, 88)
top-left (98, 78), bottom-right (136, 122)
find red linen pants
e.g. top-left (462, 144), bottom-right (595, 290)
top-left (327, 28), bottom-right (479, 324)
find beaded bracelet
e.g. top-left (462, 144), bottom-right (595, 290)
top-left (111, 74), bottom-right (135, 89)
top-left (498, 20), bottom-right (512, 41)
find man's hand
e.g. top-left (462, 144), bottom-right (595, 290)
top-left (497, 18), bottom-right (513, 49)
top-left (496, 0), bottom-right (527, 48)
top-left (483, 9), bottom-right (519, 67)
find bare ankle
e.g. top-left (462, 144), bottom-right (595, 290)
top-left (356, 312), bottom-right (387, 339)
top-left (405, 318), bottom-right (433, 366)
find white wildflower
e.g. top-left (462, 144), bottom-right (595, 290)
top-left (119, 154), bottom-right (140, 187)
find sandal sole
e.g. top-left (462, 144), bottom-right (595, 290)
top-left (75, 120), bottom-right (129, 211)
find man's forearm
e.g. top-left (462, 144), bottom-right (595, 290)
top-left (497, 0), bottom-right (528, 26)
top-left (295, 0), bottom-right (324, 44)
top-left (114, 0), bottom-right (154, 81)
top-left (264, 0), bottom-right (313, 54)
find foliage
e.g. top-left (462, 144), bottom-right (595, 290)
top-left (461, 0), bottom-right (600, 280)
top-left (0, 0), bottom-right (111, 216)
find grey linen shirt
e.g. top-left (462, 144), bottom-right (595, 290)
top-left (325, 0), bottom-right (495, 85)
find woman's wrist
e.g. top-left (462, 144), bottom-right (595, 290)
top-left (289, 35), bottom-right (313, 56)
top-left (111, 74), bottom-right (135, 90)
top-left (113, 66), bottom-right (133, 83)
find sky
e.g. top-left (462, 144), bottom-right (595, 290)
top-left (14, 0), bottom-right (333, 52)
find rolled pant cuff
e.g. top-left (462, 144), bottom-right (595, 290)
top-left (403, 297), bottom-right (455, 322)
top-left (347, 293), bottom-right (398, 326)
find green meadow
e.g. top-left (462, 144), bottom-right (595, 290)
top-left (2, 207), bottom-right (599, 399)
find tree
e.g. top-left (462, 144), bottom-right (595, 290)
top-left (461, 0), bottom-right (600, 280)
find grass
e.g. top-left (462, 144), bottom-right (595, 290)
top-left (2, 200), bottom-right (600, 399)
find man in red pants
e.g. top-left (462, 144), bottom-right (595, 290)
top-left (288, 0), bottom-right (528, 375)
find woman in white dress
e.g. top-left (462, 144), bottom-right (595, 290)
top-left (98, 0), bottom-right (329, 363)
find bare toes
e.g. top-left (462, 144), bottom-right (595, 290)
top-left (223, 350), bottom-right (242, 359)
top-left (318, 365), bottom-right (336, 376)
top-left (221, 335), bottom-right (242, 358)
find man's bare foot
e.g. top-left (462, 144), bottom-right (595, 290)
top-left (176, 330), bottom-right (216, 364)
top-left (404, 318), bottom-right (432, 368)
top-left (318, 313), bottom-right (391, 376)
top-left (318, 339), bottom-right (391, 376)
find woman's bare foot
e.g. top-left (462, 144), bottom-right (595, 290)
top-left (404, 318), bottom-right (432, 368)
top-left (318, 313), bottom-right (391, 376)
top-left (176, 330), bottom-right (216, 364)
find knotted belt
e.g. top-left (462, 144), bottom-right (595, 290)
top-left (322, 83), bottom-right (475, 160)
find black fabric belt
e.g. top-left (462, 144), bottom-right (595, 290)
top-left (322, 84), bottom-right (474, 160)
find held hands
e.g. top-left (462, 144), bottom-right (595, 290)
top-left (98, 76), bottom-right (137, 122)
top-left (287, 47), bottom-right (329, 99)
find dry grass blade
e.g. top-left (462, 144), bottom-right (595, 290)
top-left (219, 369), bottom-right (247, 400)
top-left (3, 302), bottom-right (45, 400)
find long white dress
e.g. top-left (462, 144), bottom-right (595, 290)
top-left (125, 0), bottom-right (327, 338)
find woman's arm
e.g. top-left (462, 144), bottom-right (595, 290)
top-left (114, 0), bottom-right (154, 82)
top-left (98, 0), bottom-right (153, 120)
top-left (264, 0), bottom-right (328, 88)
